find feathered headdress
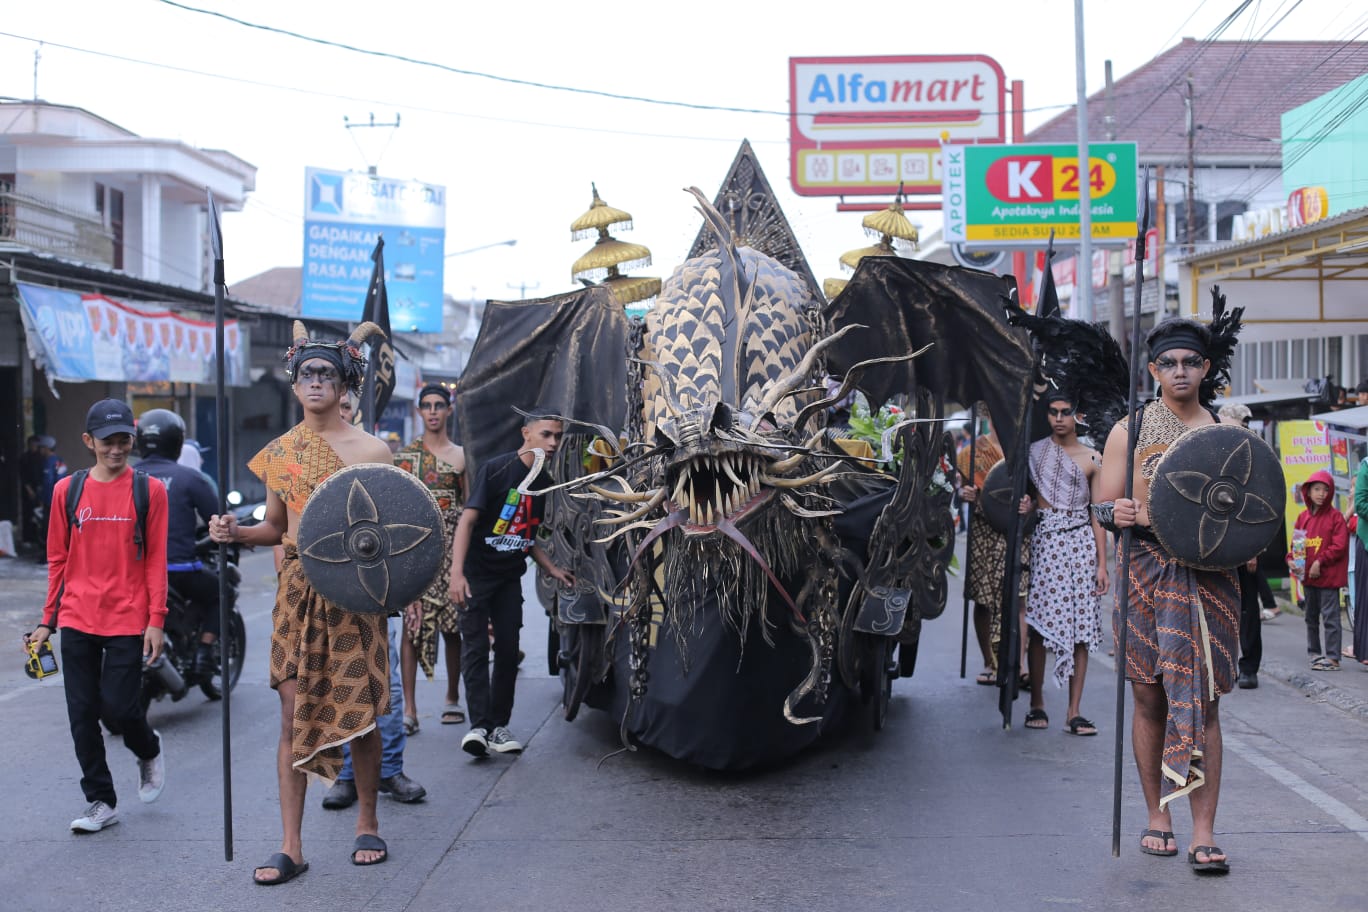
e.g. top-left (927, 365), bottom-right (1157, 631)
top-left (1199, 285), bottom-right (1243, 407)
top-left (1005, 301), bottom-right (1131, 452)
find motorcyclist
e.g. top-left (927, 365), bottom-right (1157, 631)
top-left (135, 409), bottom-right (223, 680)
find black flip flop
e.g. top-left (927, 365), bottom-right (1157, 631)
top-left (1065, 715), bottom-right (1098, 736)
top-left (352, 833), bottom-right (388, 866)
top-left (1188, 845), bottom-right (1229, 874)
top-left (1139, 829), bottom-right (1177, 857)
top-left (1024, 708), bottom-right (1049, 730)
top-left (975, 671), bottom-right (995, 686)
top-left (254, 852), bottom-right (308, 885)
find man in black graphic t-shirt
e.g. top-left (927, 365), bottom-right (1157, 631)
top-left (449, 413), bottom-right (575, 758)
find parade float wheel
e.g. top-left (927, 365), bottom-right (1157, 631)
top-left (559, 623), bottom-right (602, 722)
top-left (855, 634), bottom-right (895, 731)
top-left (546, 622), bottom-right (562, 678)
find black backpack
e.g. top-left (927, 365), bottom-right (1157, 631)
top-left (64, 468), bottom-right (152, 560)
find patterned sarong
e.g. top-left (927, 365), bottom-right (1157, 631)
top-left (1116, 537), bottom-right (1238, 806)
top-left (249, 424), bottom-right (390, 781)
top-left (1027, 508), bottom-right (1102, 688)
top-left (393, 439), bottom-right (463, 678)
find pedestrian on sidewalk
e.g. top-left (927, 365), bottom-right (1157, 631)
top-left (1350, 454), bottom-right (1368, 666)
top-left (1218, 403), bottom-right (1276, 688)
top-left (1286, 469), bottom-right (1349, 671)
top-left (449, 409), bottom-right (575, 758)
top-left (25, 398), bottom-right (168, 834)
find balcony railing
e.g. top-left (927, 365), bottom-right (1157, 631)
top-left (0, 181), bottom-right (115, 267)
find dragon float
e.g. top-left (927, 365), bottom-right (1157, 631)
top-left (457, 144), bottom-right (1033, 768)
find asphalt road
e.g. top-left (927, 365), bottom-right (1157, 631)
top-left (1, 545), bottom-right (1364, 912)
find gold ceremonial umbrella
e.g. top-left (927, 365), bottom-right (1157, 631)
top-left (571, 183), bottom-right (634, 241)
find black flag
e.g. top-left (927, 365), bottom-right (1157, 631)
top-left (1036, 231), bottom-right (1060, 319)
top-left (359, 236), bottom-right (396, 430)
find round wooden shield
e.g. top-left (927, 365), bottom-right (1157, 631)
top-left (297, 463), bottom-right (445, 614)
top-left (1149, 424), bottom-right (1284, 570)
top-left (978, 459), bottom-right (1016, 535)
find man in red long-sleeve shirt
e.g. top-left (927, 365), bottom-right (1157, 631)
top-left (25, 399), bottom-right (170, 833)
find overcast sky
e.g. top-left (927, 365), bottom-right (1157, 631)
top-left (1, 0), bottom-right (1358, 316)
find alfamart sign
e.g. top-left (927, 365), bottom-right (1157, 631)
top-left (942, 142), bottom-right (1139, 246)
top-left (790, 55), bottom-right (1007, 197)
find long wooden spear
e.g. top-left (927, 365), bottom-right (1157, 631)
top-left (1111, 170), bottom-right (1152, 857)
top-left (207, 189), bottom-right (233, 861)
top-left (958, 403), bottom-right (978, 679)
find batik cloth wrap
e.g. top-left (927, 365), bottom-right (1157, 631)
top-left (393, 438), bottom-right (463, 678)
top-left (1113, 400), bottom-right (1239, 806)
top-left (249, 424), bottom-right (390, 781)
top-left (1026, 438), bottom-right (1102, 689)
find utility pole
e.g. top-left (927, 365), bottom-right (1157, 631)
top-left (506, 280), bottom-right (540, 300)
top-left (1073, 0), bottom-right (1093, 321)
top-left (1105, 60), bottom-right (1126, 345)
top-left (344, 113), bottom-right (402, 176)
top-left (1184, 76), bottom-right (1196, 255)
top-left (33, 43), bottom-right (42, 100)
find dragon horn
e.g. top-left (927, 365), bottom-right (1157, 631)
top-left (349, 321), bottom-right (387, 345)
top-left (291, 320), bottom-right (309, 346)
top-left (751, 324), bottom-right (866, 423)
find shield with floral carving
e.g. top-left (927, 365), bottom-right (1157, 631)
top-left (1149, 424), bottom-right (1284, 570)
top-left (297, 463), bottom-right (445, 614)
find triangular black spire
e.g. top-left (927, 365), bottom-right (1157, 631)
top-left (689, 140), bottom-right (822, 301)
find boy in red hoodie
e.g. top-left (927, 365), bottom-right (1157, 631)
top-left (1287, 469), bottom-right (1349, 670)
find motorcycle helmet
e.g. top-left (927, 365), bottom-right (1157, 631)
top-left (136, 409), bottom-right (186, 460)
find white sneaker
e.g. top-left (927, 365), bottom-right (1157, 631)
top-left (462, 727), bottom-right (489, 758)
top-left (71, 800), bottom-right (119, 833)
top-left (138, 731), bottom-right (165, 803)
top-left (488, 726), bottom-right (523, 754)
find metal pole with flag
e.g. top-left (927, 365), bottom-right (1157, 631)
top-left (1112, 171), bottom-right (1152, 857)
top-left (206, 189), bottom-right (233, 861)
top-left (359, 235), bottom-right (396, 434)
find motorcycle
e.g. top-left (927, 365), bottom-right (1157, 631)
top-left (142, 534), bottom-right (247, 709)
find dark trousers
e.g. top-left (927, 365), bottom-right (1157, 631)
top-left (168, 567), bottom-right (222, 637)
top-left (1304, 585), bottom-right (1343, 660)
top-left (59, 628), bottom-right (160, 807)
top-left (1237, 567), bottom-right (1263, 676)
top-left (458, 576), bottom-right (523, 731)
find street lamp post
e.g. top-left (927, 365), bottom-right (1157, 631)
top-left (445, 239), bottom-right (517, 258)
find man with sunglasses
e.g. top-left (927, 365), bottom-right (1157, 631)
top-left (1095, 318), bottom-right (1241, 874)
top-left (1022, 392), bottom-right (1107, 736)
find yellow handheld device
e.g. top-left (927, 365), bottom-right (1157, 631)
top-left (24, 638), bottom-right (60, 680)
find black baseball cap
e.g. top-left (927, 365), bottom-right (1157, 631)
top-left (85, 398), bottom-right (136, 439)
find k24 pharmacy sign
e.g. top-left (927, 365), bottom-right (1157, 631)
top-left (942, 142), bottom-right (1138, 247)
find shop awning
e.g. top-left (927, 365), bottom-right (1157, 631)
top-left (16, 282), bottom-right (251, 389)
top-left (1180, 207), bottom-right (1368, 343)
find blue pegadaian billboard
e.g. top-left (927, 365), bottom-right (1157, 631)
top-left (301, 167), bottom-right (447, 332)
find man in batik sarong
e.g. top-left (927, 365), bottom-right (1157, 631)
top-left (957, 412), bottom-right (1028, 686)
top-left (210, 321), bottom-right (395, 884)
top-left (393, 384), bottom-right (466, 732)
top-left (1098, 318), bottom-right (1240, 874)
top-left (1023, 391), bottom-right (1107, 735)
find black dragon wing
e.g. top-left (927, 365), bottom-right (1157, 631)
top-left (822, 256), bottom-right (1034, 463)
top-left (1003, 302), bottom-right (1132, 455)
top-left (455, 284), bottom-right (630, 480)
